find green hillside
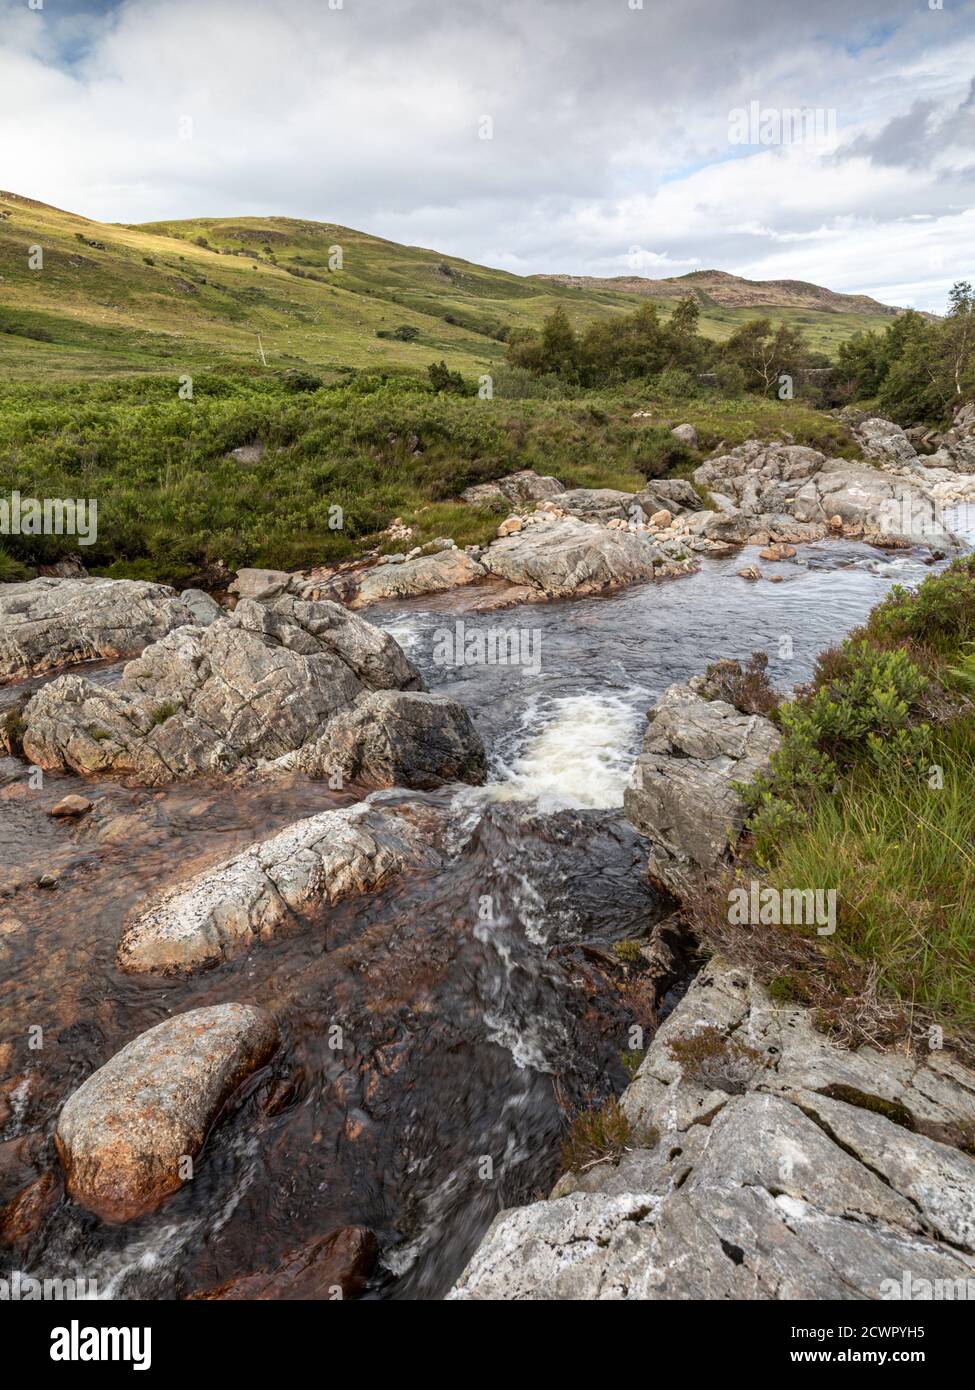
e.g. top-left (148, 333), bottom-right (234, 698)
top-left (0, 192), bottom-right (898, 381)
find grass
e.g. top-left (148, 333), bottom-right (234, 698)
top-left (559, 1095), bottom-right (658, 1174)
top-left (764, 723), bottom-right (975, 1030)
top-left (0, 370), bottom-right (857, 584)
top-left (697, 558), bottom-right (975, 1043)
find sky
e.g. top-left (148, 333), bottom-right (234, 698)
top-left (1, 0), bottom-right (973, 311)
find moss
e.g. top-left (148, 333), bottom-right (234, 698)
top-left (818, 1084), bottom-right (915, 1131)
top-left (1, 704), bottom-right (26, 756)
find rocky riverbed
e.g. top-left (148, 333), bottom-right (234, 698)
top-left (3, 424), bottom-right (974, 1300)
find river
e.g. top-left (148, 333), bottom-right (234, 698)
top-left (0, 539), bottom-right (943, 1298)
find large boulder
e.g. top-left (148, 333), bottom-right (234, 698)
top-left (624, 681), bottom-right (780, 899)
top-left (556, 488), bottom-right (635, 523)
top-left (450, 962), bottom-right (975, 1300)
top-left (55, 1004), bottom-right (279, 1223)
top-left (461, 469), bottom-right (565, 506)
top-left (480, 517), bottom-right (668, 598)
top-left (0, 578), bottom-right (192, 684)
top-left (339, 549), bottom-right (486, 609)
top-left (117, 804), bottom-right (438, 976)
top-left (634, 479), bottom-right (703, 518)
top-left (853, 416), bottom-right (920, 468)
top-left (20, 594), bottom-right (485, 788)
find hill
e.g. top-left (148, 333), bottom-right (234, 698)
top-left (534, 268), bottom-right (903, 316)
top-left (0, 192), bottom-right (899, 381)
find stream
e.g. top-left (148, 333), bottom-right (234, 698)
top-left (0, 539), bottom-right (947, 1299)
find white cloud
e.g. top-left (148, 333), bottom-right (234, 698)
top-left (0, 0), bottom-right (972, 311)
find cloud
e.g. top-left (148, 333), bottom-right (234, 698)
top-left (1, 0), bottom-right (973, 311)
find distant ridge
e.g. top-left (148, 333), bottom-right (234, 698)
top-left (534, 268), bottom-right (904, 317)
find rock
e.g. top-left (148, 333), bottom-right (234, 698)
top-left (229, 568), bottom-right (291, 601)
top-left (649, 509), bottom-right (672, 529)
top-left (187, 1226), bottom-right (377, 1300)
top-left (38, 554), bottom-right (88, 580)
top-left (228, 442), bottom-right (265, 466)
top-left (20, 595), bottom-right (483, 789)
top-left (281, 689), bottom-right (486, 789)
top-left (0, 757), bottom-right (23, 787)
top-left (340, 549), bottom-right (486, 609)
top-left (0, 1170), bottom-right (61, 1247)
top-left (671, 423), bottom-right (699, 448)
top-left (461, 469), bottom-right (564, 506)
top-left (49, 795), bottom-right (93, 819)
top-left (178, 589), bottom-right (224, 626)
top-left (758, 543), bottom-right (796, 561)
top-left (117, 803), bottom-right (437, 976)
top-left (451, 962), bottom-right (975, 1300)
top-left (623, 682), bottom-right (780, 898)
top-left (0, 578), bottom-right (192, 685)
top-left (853, 416), bottom-right (920, 467)
top-left (481, 517), bottom-right (667, 599)
top-left (55, 1004), bottom-right (279, 1223)
top-left (497, 516), bottom-right (523, 537)
top-left (737, 565), bottom-right (761, 581)
top-left (634, 479), bottom-right (703, 517)
top-left (556, 488), bottom-right (634, 523)
top-left (693, 438), bottom-right (959, 549)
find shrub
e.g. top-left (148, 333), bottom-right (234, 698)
top-left (701, 652), bottom-right (779, 717)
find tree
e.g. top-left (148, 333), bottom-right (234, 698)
top-left (945, 281), bottom-right (975, 399)
top-left (722, 319), bottom-right (809, 396)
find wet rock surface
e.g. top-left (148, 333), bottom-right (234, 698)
top-left (55, 1004), bottom-right (279, 1223)
top-left (450, 962), bottom-right (975, 1300)
top-left (117, 802), bottom-right (440, 976)
top-left (187, 1225), bottom-right (378, 1299)
top-left (0, 578), bottom-right (193, 685)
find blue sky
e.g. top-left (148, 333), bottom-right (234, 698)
top-left (2, 0), bottom-right (973, 310)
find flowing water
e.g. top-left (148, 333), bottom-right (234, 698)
top-left (0, 540), bottom-right (946, 1298)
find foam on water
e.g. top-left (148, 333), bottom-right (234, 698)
top-left (487, 691), bottom-right (646, 813)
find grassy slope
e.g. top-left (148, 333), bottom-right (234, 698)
top-left (0, 193), bottom-right (895, 381)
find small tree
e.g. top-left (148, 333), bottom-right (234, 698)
top-left (945, 280), bottom-right (975, 399)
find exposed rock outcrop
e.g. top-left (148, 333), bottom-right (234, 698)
top-left (693, 440), bottom-right (961, 548)
top-left (853, 416), bottom-right (921, 468)
top-left (20, 594), bottom-right (484, 788)
top-left (55, 1004), bottom-right (279, 1223)
top-left (556, 488), bottom-right (635, 523)
top-left (340, 549), bottom-right (486, 608)
top-left (0, 578), bottom-right (192, 684)
top-left (623, 680), bottom-right (780, 899)
top-left (461, 468), bottom-right (565, 506)
top-left (450, 962), bottom-right (975, 1300)
top-left (480, 516), bottom-right (675, 598)
top-left (117, 802), bottom-right (438, 976)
